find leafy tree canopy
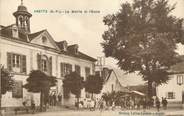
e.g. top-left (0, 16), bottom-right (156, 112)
top-left (1, 67), bottom-right (14, 94)
top-left (102, 0), bottom-right (184, 85)
top-left (85, 74), bottom-right (103, 94)
top-left (63, 71), bottom-right (84, 98)
top-left (24, 70), bottom-right (57, 93)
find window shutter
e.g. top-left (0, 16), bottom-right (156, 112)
top-left (37, 53), bottom-right (42, 70)
top-left (21, 55), bottom-right (26, 73)
top-left (75, 65), bottom-right (81, 75)
top-left (85, 67), bottom-right (90, 79)
top-left (173, 92), bottom-right (175, 99)
top-left (60, 63), bottom-right (64, 77)
top-left (92, 64), bottom-right (95, 75)
top-left (64, 63), bottom-right (67, 76)
top-left (69, 64), bottom-right (72, 73)
top-left (7, 52), bottom-right (12, 71)
top-left (49, 57), bottom-right (52, 75)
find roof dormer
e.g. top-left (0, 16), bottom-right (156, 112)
top-left (68, 44), bottom-right (79, 54)
top-left (56, 40), bottom-right (68, 52)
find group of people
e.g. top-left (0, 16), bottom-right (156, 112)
top-left (74, 96), bottom-right (168, 112)
top-left (21, 92), bottom-right (63, 113)
top-left (76, 98), bottom-right (97, 110)
top-left (154, 97), bottom-right (168, 111)
top-left (48, 92), bottom-right (62, 106)
top-left (22, 98), bottom-right (36, 114)
top-left (22, 94), bottom-right (168, 113)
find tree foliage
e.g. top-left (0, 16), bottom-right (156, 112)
top-left (63, 71), bottom-right (84, 98)
top-left (24, 70), bottom-right (57, 93)
top-left (85, 74), bottom-right (103, 95)
top-left (101, 0), bottom-right (184, 97)
top-left (1, 67), bottom-right (14, 94)
top-left (24, 70), bottom-right (57, 109)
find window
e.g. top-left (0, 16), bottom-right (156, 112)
top-left (177, 75), bottom-right (184, 85)
top-left (95, 71), bottom-right (101, 77)
top-left (60, 63), bottom-right (72, 77)
top-left (42, 59), bottom-right (47, 72)
top-left (167, 92), bottom-right (175, 99)
top-left (40, 55), bottom-right (49, 73)
top-left (85, 67), bottom-right (90, 79)
top-left (42, 36), bottom-right (47, 43)
top-left (7, 52), bottom-right (26, 73)
top-left (75, 65), bottom-right (81, 75)
top-left (37, 54), bottom-right (52, 75)
top-left (112, 84), bottom-right (114, 92)
top-left (13, 54), bottom-right (21, 67)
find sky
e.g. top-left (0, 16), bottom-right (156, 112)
top-left (0, 0), bottom-right (184, 68)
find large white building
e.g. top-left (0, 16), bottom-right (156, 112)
top-left (0, 2), bottom-right (96, 108)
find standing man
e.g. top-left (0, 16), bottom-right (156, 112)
top-left (58, 93), bottom-right (62, 106)
top-left (53, 93), bottom-right (57, 106)
top-left (162, 98), bottom-right (168, 110)
top-left (156, 97), bottom-right (160, 112)
top-left (31, 99), bottom-right (36, 114)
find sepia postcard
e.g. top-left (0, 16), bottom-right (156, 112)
top-left (0, 0), bottom-right (184, 116)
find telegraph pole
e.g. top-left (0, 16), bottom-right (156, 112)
top-left (0, 64), bottom-right (2, 110)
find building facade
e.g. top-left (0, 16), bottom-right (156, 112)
top-left (157, 60), bottom-right (184, 108)
top-left (0, 2), bottom-right (96, 108)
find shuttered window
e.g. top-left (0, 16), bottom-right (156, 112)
top-left (75, 65), bottom-right (81, 75)
top-left (7, 52), bottom-right (26, 73)
top-left (37, 53), bottom-right (42, 70)
top-left (85, 67), bottom-right (90, 79)
top-left (37, 54), bottom-right (52, 75)
top-left (49, 57), bottom-right (52, 75)
top-left (60, 62), bottom-right (72, 77)
top-left (166, 92), bottom-right (175, 99)
top-left (42, 59), bottom-right (47, 72)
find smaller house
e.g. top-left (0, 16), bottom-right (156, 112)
top-left (101, 68), bottom-right (146, 95)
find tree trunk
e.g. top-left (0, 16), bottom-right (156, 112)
top-left (91, 93), bottom-right (93, 99)
top-left (148, 80), bottom-right (153, 99)
top-left (77, 97), bottom-right (79, 109)
top-left (40, 91), bottom-right (43, 111)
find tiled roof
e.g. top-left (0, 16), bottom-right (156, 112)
top-left (0, 25), bottom-right (5, 29)
top-left (56, 41), bottom-right (96, 62)
top-left (78, 52), bottom-right (97, 62)
top-left (0, 24), bottom-right (28, 42)
top-left (110, 69), bottom-right (145, 87)
top-left (170, 55), bottom-right (184, 73)
top-left (59, 50), bottom-right (96, 62)
top-left (28, 30), bottom-right (45, 41)
top-left (0, 25), bottom-right (97, 62)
